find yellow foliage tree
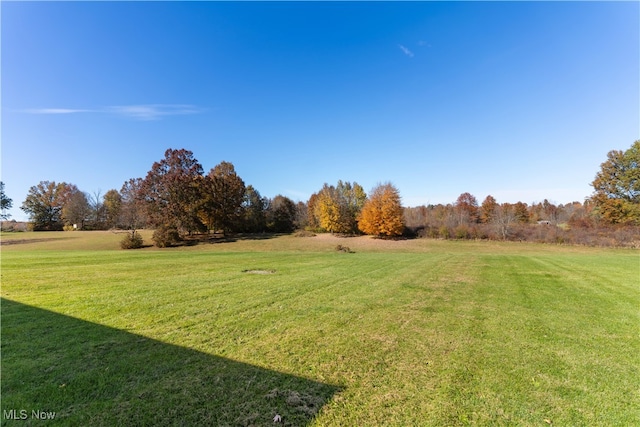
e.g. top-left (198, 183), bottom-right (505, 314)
top-left (312, 181), bottom-right (367, 233)
top-left (315, 190), bottom-right (345, 233)
top-left (358, 183), bottom-right (404, 237)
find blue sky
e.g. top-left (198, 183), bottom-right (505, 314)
top-left (2, 1), bottom-right (639, 221)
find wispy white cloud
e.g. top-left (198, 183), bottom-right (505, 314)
top-left (17, 104), bottom-right (202, 120)
top-left (107, 104), bottom-right (202, 121)
top-left (21, 108), bottom-right (94, 114)
top-left (398, 44), bottom-right (414, 58)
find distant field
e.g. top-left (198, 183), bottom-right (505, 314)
top-left (2, 231), bottom-right (638, 426)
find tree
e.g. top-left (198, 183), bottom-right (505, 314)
top-left (542, 199), bottom-right (559, 224)
top-left (494, 203), bottom-right (517, 240)
top-left (0, 182), bottom-right (12, 220)
top-left (200, 161), bottom-right (246, 234)
top-left (266, 195), bottom-right (297, 233)
top-left (240, 185), bottom-right (267, 232)
top-left (120, 178), bottom-right (147, 230)
top-left (139, 148), bottom-right (205, 234)
top-left (337, 180), bottom-right (367, 232)
top-left (103, 189), bottom-right (122, 229)
top-left (88, 190), bottom-right (105, 229)
top-left (480, 195), bottom-right (498, 224)
top-left (358, 183), bottom-right (404, 237)
top-left (314, 185), bottom-right (344, 233)
top-left (61, 188), bottom-right (91, 229)
top-left (513, 201), bottom-right (529, 223)
top-left (590, 140), bottom-right (640, 224)
top-left (455, 192), bottom-right (479, 225)
top-left (312, 181), bottom-right (366, 234)
top-left (21, 181), bottom-right (73, 230)
top-left (294, 201), bottom-right (308, 230)
top-left (306, 192), bottom-right (321, 230)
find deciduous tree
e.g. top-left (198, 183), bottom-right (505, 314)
top-left (306, 192), bottom-right (321, 230)
top-left (88, 190), bottom-right (105, 229)
top-left (0, 182), bottom-right (12, 220)
top-left (21, 181), bottom-right (73, 230)
top-left (266, 195), bottom-right (297, 233)
top-left (295, 201), bottom-right (308, 230)
top-left (480, 195), bottom-right (498, 224)
top-left (120, 178), bottom-right (147, 230)
top-left (358, 183), bottom-right (404, 237)
top-left (312, 181), bottom-right (366, 233)
top-left (455, 192), bottom-right (479, 225)
top-left (200, 161), bottom-right (246, 234)
top-left (513, 201), bottom-right (529, 223)
top-left (61, 187), bottom-right (91, 229)
top-left (590, 140), bottom-right (640, 224)
top-left (139, 148), bottom-right (205, 234)
top-left (103, 189), bottom-right (122, 229)
top-left (314, 185), bottom-right (343, 233)
top-left (240, 185), bottom-right (267, 233)
top-left (494, 203), bottom-right (517, 240)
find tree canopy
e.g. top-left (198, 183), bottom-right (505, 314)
top-left (266, 194), bottom-right (297, 233)
top-left (358, 183), bottom-right (404, 237)
top-left (0, 182), bottom-right (12, 220)
top-left (139, 148), bottom-right (205, 233)
top-left (241, 185), bottom-right (267, 233)
top-left (201, 161), bottom-right (246, 234)
top-left (61, 187), bottom-right (91, 229)
top-left (590, 140), bottom-right (640, 224)
top-left (311, 181), bottom-right (366, 234)
top-left (20, 181), bottom-right (75, 230)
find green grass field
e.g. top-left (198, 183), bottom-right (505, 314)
top-left (1, 231), bottom-right (638, 426)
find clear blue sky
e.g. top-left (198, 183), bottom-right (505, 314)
top-left (2, 1), bottom-right (639, 221)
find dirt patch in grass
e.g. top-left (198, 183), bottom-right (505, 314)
top-left (312, 233), bottom-right (416, 251)
top-left (242, 269), bottom-right (276, 274)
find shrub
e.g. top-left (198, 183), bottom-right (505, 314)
top-left (420, 226), bottom-right (440, 239)
top-left (474, 224), bottom-right (492, 240)
top-left (335, 244), bottom-right (354, 253)
top-left (152, 226), bottom-right (181, 248)
top-left (454, 225), bottom-right (470, 239)
top-left (438, 226), bottom-right (451, 239)
top-left (120, 231), bottom-right (144, 249)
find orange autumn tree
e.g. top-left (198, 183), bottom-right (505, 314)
top-left (358, 183), bottom-right (404, 237)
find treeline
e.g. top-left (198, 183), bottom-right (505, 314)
top-left (404, 194), bottom-right (638, 247)
top-left (15, 148), bottom-right (404, 246)
top-left (18, 150), bottom-right (306, 236)
top-left (402, 139), bottom-right (640, 247)
top-left (8, 140), bottom-right (640, 248)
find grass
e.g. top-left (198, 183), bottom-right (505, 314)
top-left (1, 231), bottom-right (639, 426)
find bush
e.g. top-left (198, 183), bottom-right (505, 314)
top-left (454, 225), bottom-right (470, 239)
top-left (438, 226), bottom-right (451, 239)
top-left (335, 244), bottom-right (354, 253)
top-left (120, 231), bottom-right (144, 249)
top-left (152, 226), bottom-right (181, 248)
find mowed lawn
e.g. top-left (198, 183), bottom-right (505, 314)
top-left (1, 232), bottom-right (638, 426)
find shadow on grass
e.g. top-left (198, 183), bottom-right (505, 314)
top-left (186, 233), bottom-right (281, 245)
top-left (1, 299), bottom-right (341, 426)
top-left (0, 237), bottom-right (75, 246)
